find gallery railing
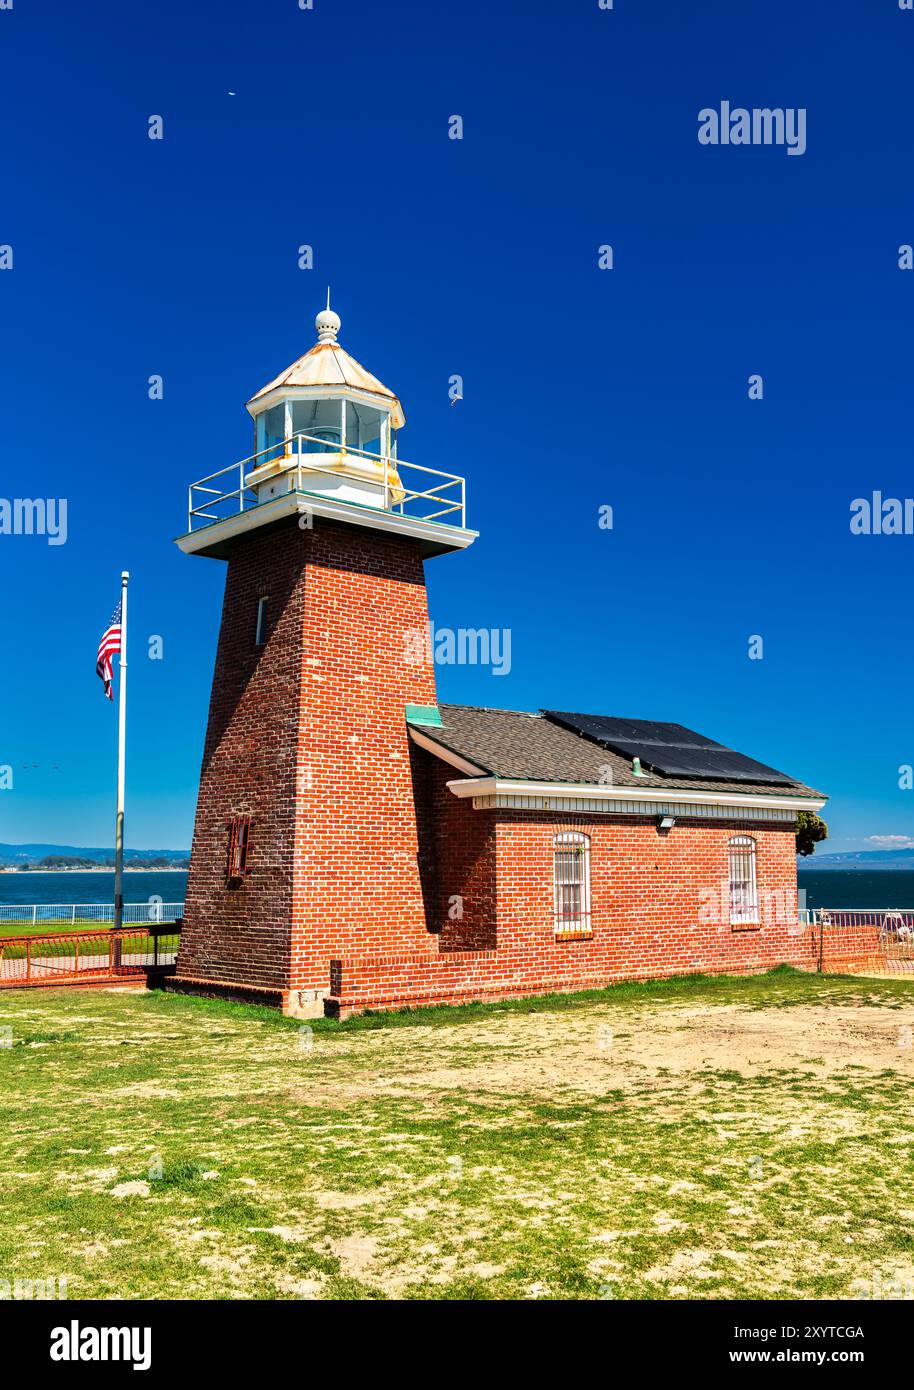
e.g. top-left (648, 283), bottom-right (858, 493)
top-left (187, 432), bottom-right (467, 531)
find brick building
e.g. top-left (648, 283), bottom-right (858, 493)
top-left (169, 303), bottom-right (826, 1017)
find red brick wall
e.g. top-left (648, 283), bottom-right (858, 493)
top-left (328, 753), bottom-right (811, 1014)
top-left (178, 524), bottom-right (305, 988)
top-left (177, 516), bottom-right (438, 993)
top-left (290, 521), bottom-right (437, 986)
top-left (414, 752), bottom-right (498, 950)
top-left (488, 809), bottom-right (804, 985)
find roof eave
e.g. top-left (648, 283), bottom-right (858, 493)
top-left (443, 775), bottom-right (827, 815)
top-left (245, 382), bottom-right (406, 429)
top-left (408, 726), bottom-right (489, 776)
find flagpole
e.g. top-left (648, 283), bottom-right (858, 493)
top-left (113, 570), bottom-right (129, 932)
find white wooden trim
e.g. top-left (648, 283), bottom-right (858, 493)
top-left (444, 775), bottom-right (825, 816)
top-left (471, 793), bottom-right (798, 823)
top-left (247, 385), bottom-right (401, 420)
top-left (177, 491), bottom-right (478, 557)
top-left (254, 596), bottom-right (268, 646)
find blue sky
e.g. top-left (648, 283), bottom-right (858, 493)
top-left (0, 0), bottom-right (912, 852)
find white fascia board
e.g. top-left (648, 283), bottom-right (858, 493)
top-left (176, 492), bottom-right (478, 556)
top-left (408, 727), bottom-right (487, 776)
top-left (246, 385), bottom-right (394, 419)
top-left (445, 776), bottom-right (826, 814)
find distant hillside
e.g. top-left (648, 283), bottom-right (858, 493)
top-left (800, 848), bottom-right (914, 870)
top-left (0, 843), bottom-right (189, 868)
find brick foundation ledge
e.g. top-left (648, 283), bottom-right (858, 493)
top-left (162, 973), bottom-right (291, 1013)
top-left (327, 948), bottom-right (539, 1018)
top-left (325, 947), bottom-right (817, 1018)
top-left (163, 975), bottom-right (330, 1018)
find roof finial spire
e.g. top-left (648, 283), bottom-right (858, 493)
top-left (315, 289), bottom-right (340, 345)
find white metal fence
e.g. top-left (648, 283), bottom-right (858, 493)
top-left (0, 902), bottom-right (184, 927)
top-left (799, 907), bottom-right (914, 936)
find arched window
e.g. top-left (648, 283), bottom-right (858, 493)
top-left (553, 832), bottom-right (591, 937)
top-left (729, 835), bottom-right (758, 924)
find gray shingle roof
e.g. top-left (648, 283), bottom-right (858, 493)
top-left (411, 704), bottom-right (824, 800)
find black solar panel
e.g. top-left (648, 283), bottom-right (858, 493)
top-left (544, 711), bottom-right (795, 785)
top-left (607, 743), bottom-right (794, 783)
top-left (547, 713), bottom-right (728, 751)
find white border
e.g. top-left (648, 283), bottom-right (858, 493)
top-left (444, 775), bottom-right (825, 816)
top-left (176, 491), bottom-right (478, 557)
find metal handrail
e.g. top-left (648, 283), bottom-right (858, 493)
top-left (187, 432), bottom-right (467, 532)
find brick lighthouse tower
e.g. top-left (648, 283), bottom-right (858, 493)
top-left (170, 301), bottom-right (476, 1014)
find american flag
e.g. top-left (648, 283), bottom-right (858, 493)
top-left (96, 600), bottom-right (122, 701)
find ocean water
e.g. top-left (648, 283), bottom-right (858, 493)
top-left (0, 870), bottom-right (188, 906)
top-left (0, 867), bottom-right (909, 913)
top-left (798, 869), bottom-right (914, 910)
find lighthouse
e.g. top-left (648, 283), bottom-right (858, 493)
top-left (167, 301), bottom-right (826, 1022)
top-left (170, 301), bottom-right (476, 1014)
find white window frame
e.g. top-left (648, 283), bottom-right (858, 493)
top-left (729, 834), bottom-right (759, 924)
top-left (553, 831), bottom-right (592, 937)
top-left (255, 402), bottom-right (289, 458)
top-left (255, 596), bottom-right (269, 647)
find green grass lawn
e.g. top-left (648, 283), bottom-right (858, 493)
top-left (2, 968), bottom-right (914, 1300)
top-left (0, 920), bottom-right (177, 939)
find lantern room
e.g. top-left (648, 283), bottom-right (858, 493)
top-left (178, 297), bottom-right (475, 560)
top-left (244, 300), bottom-right (407, 510)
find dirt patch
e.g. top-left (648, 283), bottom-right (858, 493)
top-left (329, 1233), bottom-right (379, 1279)
top-left (307, 1000), bottom-right (914, 1103)
top-left (110, 1181), bottom-right (150, 1199)
top-left (315, 1190), bottom-right (382, 1210)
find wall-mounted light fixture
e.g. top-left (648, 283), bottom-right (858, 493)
top-left (657, 815), bottom-right (676, 831)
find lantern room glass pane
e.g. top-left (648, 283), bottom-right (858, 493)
top-left (257, 404), bottom-right (286, 464)
top-left (351, 402), bottom-right (385, 456)
top-left (290, 399), bottom-right (342, 453)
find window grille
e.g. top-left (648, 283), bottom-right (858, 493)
top-left (729, 834), bottom-right (759, 924)
top-left (553, 831), bottom-right (592, 937)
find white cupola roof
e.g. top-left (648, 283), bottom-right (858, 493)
top-left (246, 295), bottom-right (405, 428)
